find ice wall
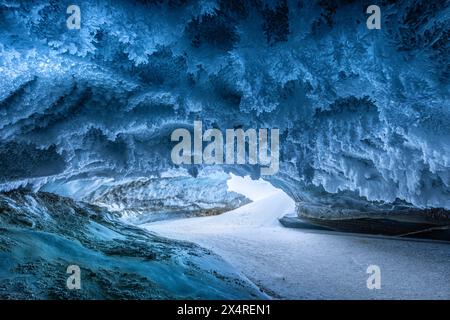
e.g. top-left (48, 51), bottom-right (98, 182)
top-left (0, 0), bottom-right (449, 210)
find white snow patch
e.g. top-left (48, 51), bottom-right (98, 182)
top-left (143, 192), bottom-right (450, 299)
top-left (227, 174), bottom-right (282, 201)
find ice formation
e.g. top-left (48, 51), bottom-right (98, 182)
top-left (0, 0), bottom-right (449, 213)
top-left (0, 190), bottom-right (264, 299)
top-left (82, 173), bottom-right (251, 224)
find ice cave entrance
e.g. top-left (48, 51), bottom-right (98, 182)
top-left (227, 173), bottom-right (291, 203)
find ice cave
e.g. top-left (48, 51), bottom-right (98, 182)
top-left (0, 0), bottom-right (449, 300)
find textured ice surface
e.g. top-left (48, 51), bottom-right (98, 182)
top-left (0, 0), bottom-right (449, 212)
top-left (85, 173), bottom-right (251, 223)
top-left (38, 169), bottom-right (250, 223)
top-left (0, 190), bottom-right (265, 299)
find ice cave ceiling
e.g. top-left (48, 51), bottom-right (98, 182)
top-left (0, 0), bottom-right (449, 212)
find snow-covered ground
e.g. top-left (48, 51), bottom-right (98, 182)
top-left (143, 191), bottom-right (450, 299)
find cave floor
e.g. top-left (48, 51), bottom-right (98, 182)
top-left (143, 192), bottom-right (450, 300)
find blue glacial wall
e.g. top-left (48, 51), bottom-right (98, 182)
top-left (0, 0), bottom-right (449, 212)
top-left (0, 189), bottom-right (264, 299)
top-left (41, 171), bottom-right (251, 224)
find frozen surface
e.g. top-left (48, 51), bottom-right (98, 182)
top-left (0, 0), bottom-right (448, 213)
top-left (0, 190), bottom-right (265, 299)
top-left (144, 192), bottom-right (450, 299)
top-left (1, 0), bottom-right (449, 300)
top-left (42, 170), bottom-right (250, 224)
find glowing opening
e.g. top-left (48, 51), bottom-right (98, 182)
top-left (227, 173), bottom-right (286, 202)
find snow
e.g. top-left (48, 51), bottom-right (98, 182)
top-left (143, 192), bottom-right (450, 299)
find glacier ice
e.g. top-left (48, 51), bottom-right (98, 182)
top-left (0, 0), bottom-right (449, 214)
top-left (81, 173), bottom-right (250, 224)
top-left (0, 189), bottom-right (264, 299)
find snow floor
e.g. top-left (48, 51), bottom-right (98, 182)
top-left (143, 191), bottom-right (450, 299)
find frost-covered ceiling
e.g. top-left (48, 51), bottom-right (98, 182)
top-left (0, 0), bottom-right (449, 210)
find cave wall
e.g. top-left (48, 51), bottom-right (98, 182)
top-left (0, 0), bottom-right (449, 209)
